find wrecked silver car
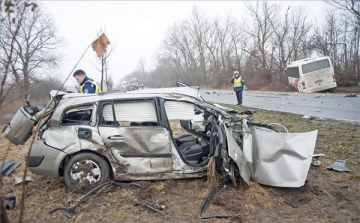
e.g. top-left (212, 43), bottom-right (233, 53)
top-left (3, 86), bottom-right (251, 192)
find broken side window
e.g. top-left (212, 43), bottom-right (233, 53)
top-left (101, 100), bottom-right (158, 127)
top-left (61, 104), bottom-right (93, 125)
top-left (164, 100), bottom-right (210, 165)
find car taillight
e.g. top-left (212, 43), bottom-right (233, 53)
top-left (333, 75), bottom-right (336, 82)
top-left (302, 81), bottom-right (306, 89)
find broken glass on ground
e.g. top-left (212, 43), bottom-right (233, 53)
top-left (327, 160), bottom-right (352, 172)
top-left (1, 161), bottom-right (22, 176)
top-left (14, 176), bottom-right (34, 185)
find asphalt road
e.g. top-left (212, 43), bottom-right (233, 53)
top-left (200, 90), bottom-right (360, 123)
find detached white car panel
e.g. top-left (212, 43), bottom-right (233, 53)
top-left (243, 120), bottom-right (318, 187)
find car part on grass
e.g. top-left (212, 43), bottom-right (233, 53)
top-left (311, 160), bottom-right (321, 166)
top-left (243, 120), bottom-right (318, 187)
top-left (49, 181), bottom-right (142, 218)
top-left (198, 178), bottom-right (231, 219)
top-left (348, 151), bottom-right (358, 156)
top-left (1, 161), bottom-right (22, 176)
top-left (313, 153), bottom-right (326, 158)
top-left (311, 153), bottom-right (325, 166)
top-left (4, 196), bottom-right (16, 210)
top-left (327, 160), bottom-right (351, 172)
top-left (302, 115), bottom-right (313, 120)
top-left (134, 203), bottom-right (166, 215)
top-left (14, 176), bottom-right (33, 186)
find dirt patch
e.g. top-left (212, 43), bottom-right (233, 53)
top-left (335, 86), bottom-right (360, 94)
top-left (1, 108), bottom-right (360, 223)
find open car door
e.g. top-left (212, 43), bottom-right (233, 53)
top-left (209, 121), bottom-right (250, 186)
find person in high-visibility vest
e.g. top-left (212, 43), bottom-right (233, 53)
top-left (230, 70), bottom-right (246, 106)
top-left (73, 69), bottom-right (102, 93)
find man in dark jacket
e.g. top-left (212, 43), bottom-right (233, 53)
top-left (230, 70), bottom-right (245, 105)
top-left (73, 69), bottom-right (101, 93)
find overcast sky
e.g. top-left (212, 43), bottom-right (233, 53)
top-left (40, 1), bottom-right (330, 87)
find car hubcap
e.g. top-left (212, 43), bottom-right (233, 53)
top-left (70, 160), bottom-right (101, 184)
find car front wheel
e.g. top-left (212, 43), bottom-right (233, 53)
top-left (64, 152), bottom-right (110, 193)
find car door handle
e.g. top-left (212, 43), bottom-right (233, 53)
top-left (108, 136), bottom-right (125, 140)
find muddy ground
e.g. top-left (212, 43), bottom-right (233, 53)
top-left (325, 86), bottom-right (360, 94)
top-left (1, 103), bottom-right (360, 223)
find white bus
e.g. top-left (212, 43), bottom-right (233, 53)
top-left (285, 56), bottom-right (337, 93)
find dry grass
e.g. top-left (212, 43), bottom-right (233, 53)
top-left (1, 105), bottom-right (360, 223)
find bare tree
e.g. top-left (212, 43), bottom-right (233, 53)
top-left (161, 20), bottom-right (198, 77)
top-left (229, 18), bottom-right (247, 72)
top-left (188, 7), bottom-right (209, 80)
top-left (137, 57), bottom-right (147, 75)
top-left (0, 1), bottom-right (38, 222)
top-left (246, 1), bottom-right (279, 70)
top-left (324, 0), bottom-right (360, 21)
top-left (270, 4), bottom-right (311, 76)
top-left (0, 2), bottom-right (63, 99)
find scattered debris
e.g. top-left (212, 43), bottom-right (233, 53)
top-left (135, 203), bottom-right (166, 215)
top-left (198, 179), bottom-right (231, 219)
top-left (345, 94), bottom-right (357, 97)
top-left (340, 186), bottom-right (349, 190)
top-left (1, 161), bottom-right (22, 176)
top-left (327, 160), bottom-right (351, 172)
top-left (302, 115), bottom-right (313, 120)
top-left (311, 154), bottom-right (325, 166)
top-left (49, 181), bottom-right (141, 218)
top-left (4, 195), bottom-right (16, 210)
top-left (348, 151), bottom-right (358, 156)
top-left (311, 160), bottom-right (321, 166)
top-left (14, 176), bottom-right (33, 185)
top-left (313, 153), bottom-right (325, 158)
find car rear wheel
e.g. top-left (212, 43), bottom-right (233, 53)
top-left (64, 152), bottom-right (110, 193)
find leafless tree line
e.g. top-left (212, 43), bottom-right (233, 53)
top-left (131, 1), bottom-right (359, 89)
top-left (0, 0), bottom-right (63, 103)
top-left (315, 0), bottom-right (360, 86)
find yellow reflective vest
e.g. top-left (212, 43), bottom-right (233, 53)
top-left (233, 76), bottom-right (243, 87)
top-left (80, 80), bottom-right (102, 93)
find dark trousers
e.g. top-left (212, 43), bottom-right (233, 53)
top-left (235, 90), bottom-right (243, 105)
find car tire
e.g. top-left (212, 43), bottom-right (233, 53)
top-left (64, 152), bottom-right (110, 193)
